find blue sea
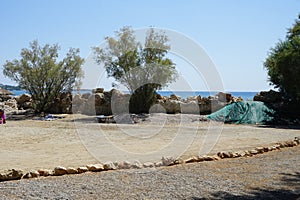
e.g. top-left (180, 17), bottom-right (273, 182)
top-left (10, 90), bottom-right (258, 101)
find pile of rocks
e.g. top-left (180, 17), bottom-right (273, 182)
top-left (1, 136), bottom-right (298, 182)
top-left (73, 89), bottom-right (243, 115)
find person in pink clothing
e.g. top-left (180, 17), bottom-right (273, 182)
top-left (0, 109), bottom-right (6, 124)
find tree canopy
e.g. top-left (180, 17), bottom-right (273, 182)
top-left (3, 40), bottom-right (84, 113)
top-left (264, 14), bottom-right (300, 102)
top-left (93, 26), bottom-right (178, 113)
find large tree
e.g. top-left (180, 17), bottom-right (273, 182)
top-left (264, 14), bottom-right (300, 102)
top-left (264, 14), bottom-right (300, 123)
top-left (93, 27), bottom-right (178, 113)
top-left (3, 40), bottom-right (84, 113)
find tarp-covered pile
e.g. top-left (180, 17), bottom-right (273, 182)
top-left (207, 101), bottom-right (274, 124)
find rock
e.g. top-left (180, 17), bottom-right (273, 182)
top-left (253, 90), bottom-right (282, 103)
top-left (185, 156), bottom-right (199, 163)
top-left (5, 169), bottom-right (23, 180)
top-left (162, 157), bottom-right (176, 166)
top-left (143, 162), bottom-right (155, 168)
top-left (174, 158), bottom-right (185, 165)
top-left (249, 149), bottom-right (259, 155)
top-left (86, 164), bottom-right (104, 172)
top-left (118, 161), bottom-right (132, 169)
top-left (294, 137), bottom-right (300, 144)
top-left (103, 162), bottom-right (117, 170)
top-left (203, 156), bottom-right (217, 161)
top-left (255, 147), bottom-right (265, 154)
top-left (217, 151), bottom-right (233, 159)
top-left (154, 161), bottom-right (163, 167)
top-left (131, 161), bottom-right (143, 169)
top-left (81, 93), bottom-right (91, 99)
top-left (196, 156), bottom-right (205, 162)
top-left (170, 94), bottom-right (180, 101)
top-left (5, 99), bottom-right (18, 109)
top-left (0, 173), bottom-right (7, 181)
top-left (160, 100), bottom-right (181, 114)
top-left (53, 166), bottom-right (68, 176)
top-left (92, 88), bottom-right (104, 93)
top-left (216, 92), bottom-right (233, 103)
top-left (23, 172), bottom-right (31, 179)
top-left (23, 170), bottom-right (40, 179)
top-left (232, 152), bottom-right (241, 158)
top-left (38, 169), bottom-right (53, 176)
top-left (30, 170), bottom-right (40, 178)
top-left (66, 167), bottom-right (78, 174)
top-left (181, 101), bottom-right (199, 114)
top-left (77, 167), bottom-right (88, 173)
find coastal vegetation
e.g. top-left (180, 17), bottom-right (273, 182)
top-left (93, 27), bottom-right (178, 113)
top-left (3, 40), bottom-right (84, 113)
top-left (264, 14), bottom-right (300, 123)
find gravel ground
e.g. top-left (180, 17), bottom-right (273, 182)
top-left (0, 145), bottom-right (299, 199)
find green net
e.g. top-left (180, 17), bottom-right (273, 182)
top-left (207, 101), bottom-right (274, 124)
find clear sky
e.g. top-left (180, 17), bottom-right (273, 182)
top-left (0, 0), bottom-right (299, 91)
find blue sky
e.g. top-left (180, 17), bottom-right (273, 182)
top-left (0, 0), bottom-right (299, 91)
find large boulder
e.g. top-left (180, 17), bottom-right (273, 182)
top-left (16, 94), bottom-right (32, 109)
top-left (253, 90), bottom-right (282, 103)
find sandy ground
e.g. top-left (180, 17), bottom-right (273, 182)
top-left (0, 113), bottom-right (299, 173)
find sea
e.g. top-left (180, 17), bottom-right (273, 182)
top-left (10, 90), bottom-right (258, 101)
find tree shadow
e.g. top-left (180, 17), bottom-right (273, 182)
top-left (191, 172), bottom-right (300, 200)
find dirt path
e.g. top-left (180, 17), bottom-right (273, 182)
top-left (0, 113), bottom-right (299, 173)
top-left (0, 144), bottom-right (299, 199)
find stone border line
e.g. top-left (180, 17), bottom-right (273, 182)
top-left (0, 137), bottom-right (299, 182)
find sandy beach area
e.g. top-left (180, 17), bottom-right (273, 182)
top-left (0, 113), bottom-right (299, 173)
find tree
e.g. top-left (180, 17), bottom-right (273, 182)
top-left (93, 26), bottom-right (178, 113)
top-left (264, 14), bottom-right (300, 123)
top-left (264, 14), bottom-right (300, 102)
top-left (3, 40), bottom-right (84, 113)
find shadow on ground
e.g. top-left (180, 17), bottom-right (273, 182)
top-left (192, 172), bottom-right (300, 200)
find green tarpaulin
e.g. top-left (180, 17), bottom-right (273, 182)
top-left (207, 101), bottom-right (274, 124)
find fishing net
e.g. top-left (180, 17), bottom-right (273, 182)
top-left (207, 101), bottom-right (274, 124)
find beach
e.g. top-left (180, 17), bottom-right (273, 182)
top-left (0, 113), bottom-right (299, 173)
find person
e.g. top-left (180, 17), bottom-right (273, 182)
top-left (0, 109), bottom-right (6, 124)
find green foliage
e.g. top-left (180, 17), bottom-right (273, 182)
top-left (93, 26), bottom-right (178, 113)
top-left (3, 40), bottom-right (84, 113)
top-left (129, 83), bottom-right (160, 114)
top-left (264, 14), bottom-right (300, 102)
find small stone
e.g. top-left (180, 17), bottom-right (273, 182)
top-left (255, 147), bottom-right (264, 154)
top-left (203, 156), bottom-right (215, 161)
top-left (232, 152), bottom-right (241, 158)
top-left (66, 167), bottom-right (78, 174)
top-left (118, 161), bottom-right (131, 169)
top-left (154, 161), bottom-right (163, 167)
top-left (86, 164), bottom-right (104, 172)
top-left (38, 169), bottom-right (53, 176)
top-left (143, 162), bottom-right (155, 168)
top-left (77, 167), bottom-right (88, 173)
top-left (23, 172), bottom-right (31, 179)
top-left (53, 166), bottom-right (67, 176)
top-left (131, 161), bottom-right (143, 169)
top-left (293, 141), bottom-right (299, 146)
top-left (0, 173), bottom-right (7, 181)
top-left (103, 162), bottom-right (117, 170)
top-left (185, 157), bottom-right (198, 163)
top-left (30, 170), bottom-right (40, 178)
top-left (161, 157), bottom-right (176, 166)
top-left (263, 147), bottom-right (269, 152)
top-left (174, 158), bottom-right (184, 165)
top-left (6, 169), bottom-right (23, 180)
top-left (249, 149), bottom-right (259, 155)
top-left (197, 156), bottom-right (205, 162)
top-left (244, 150), bottom-right (252, 156)
top-left (217, 151), bottom-right (233, 159)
